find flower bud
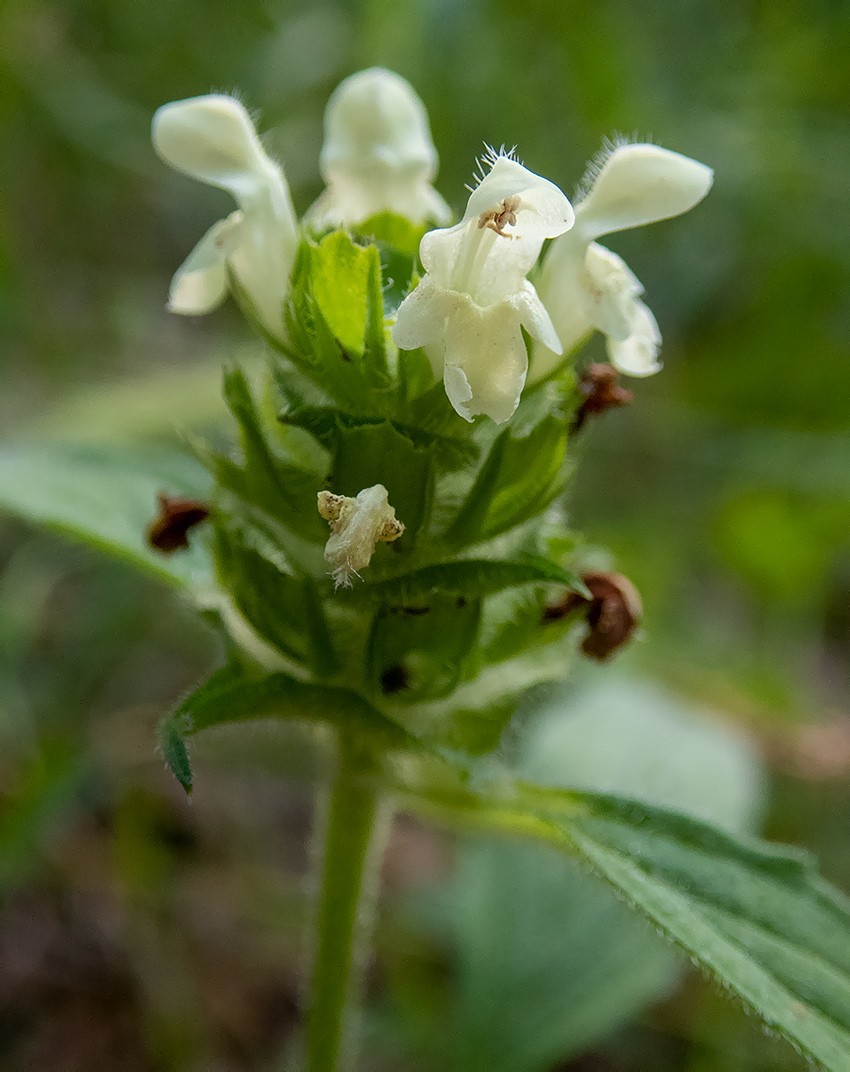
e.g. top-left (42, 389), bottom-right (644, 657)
top-left (307, 68), bottom-right (450, 227)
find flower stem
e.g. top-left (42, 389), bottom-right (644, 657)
top-left (304, 729), bottom-right (389, 1072)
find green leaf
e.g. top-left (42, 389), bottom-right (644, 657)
top-left (441, 430), bottom-right (509, 549)
top-left (330, 420), bottom-right (436, 545)
top-left (396, 346), bottom-right (436, 405)
top-left (400, 767), bottom-right (850, 1072)
top-left (354, 212), bottom-right (429, 258)
top-left (480, 587), bottom-right (549, 664)
top-left (366, 594), bottom-right (482, 703)
top-left (441, 418), bottom-right (572, 549)
top-left (219, 367), bottom-right (325, 542)
top-left (159, 663), bottom-right (413, 792)
top-left (281, 403), bottom-right (477, 472)
top-left (432, 701), bottom-right (512, 754)
top-left (310, 232), bottom-right (384, 364)
top-left (215, 523), bottom-right (337, 675)
top-left (350, 213), bottom-right (428, 314)
top-left (397, 642), bottom-right (576, 756)
top-left (0, 443), bottom-right (212, 587)
top-left (483, 416), bottom-right (570, 539)
top-left (401, 846), bottom-right (677, 1072)
top-left (364, 556), bottom-right (588, 604)
top-left (566, 798), bottom-right (850, 1070)
top-left (281, 242), bottom-right (391, 413)
top-left (402, 380), bottom-right (473, 438)
top-left (395, 681), bottom-right (767, 1072)
top-left (159, 712), bottom-right (194, 794)
top-left (364, 237), bottom-right (388, 371)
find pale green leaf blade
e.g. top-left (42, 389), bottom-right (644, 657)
top-left (399, 770), bottom-right (850, 1071)
top-left (310, 231), bottom-right (382, 361)
top-left (396, 682), bottom-right (767, 1072)
top-left (562, 794), bottom-right (850, 1069)
top-left (0, 443), bottom-right (212, 587)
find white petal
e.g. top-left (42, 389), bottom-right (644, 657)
top-left (464, 155), bottom-right (574, 242)
top-left (229, 205), bottom-right (297, 335)
top-left (423, 156), bottom-right (573, 308)
top-left (420, 210), bottom-right (542, 306)
top-left (441, 297), bottom-right (529, 424)
top-left (310, 68), bottom-right (449, 227)
top-left (419, 224), bottom-right (464, 289)
top-left (392, 277), bottom-right (454, 350)
top-left (510, 281), bottom-right (562, 354)
top-left (153, 95), bottom-right (278, 202)
top-left (581, 243), bottom-right (640, 341)
top-left (167, 213), bottom-right (243, 315)
top-left (321, 68), bottom-right (438, 177)
top-left (307, 176), bottom-right (452, 230)
top-left (576, 143), bottom-right (713, 239)
top-left (154, 94), bottom-right (298, 337)
top-left (533, 233), bottom-right (595, 378)
top-left (443, 363), bottom-right (474, 421)
top-left (607, 299), bottom-right (662, 377)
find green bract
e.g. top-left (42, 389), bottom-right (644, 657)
top-left (170, 225), bottom-right (588, 762)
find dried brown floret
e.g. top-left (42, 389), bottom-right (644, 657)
top-left (147, 493), bottom-right (211, 554)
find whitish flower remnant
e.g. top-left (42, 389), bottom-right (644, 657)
top-left (392, 150), bottom-right (575, 423)
top-left (318, 485), bottom-right (405, 588)
top-left (307, 68), bottom-right (450, 229)
top-left (152, 95), bottom-right (298, 339)
top-left (533, 143), bottom-right (713, 380)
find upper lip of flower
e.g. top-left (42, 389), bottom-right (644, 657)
top-left (307, 67), bottom-right (451, 228)
top-left (423, 152), bottom-right (575, 305)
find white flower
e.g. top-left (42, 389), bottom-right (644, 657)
top-left (391, 150), bottom-right (574, 423)
top-left (533, 142), bottom-right (713, 380)
top-left (307, 67), bottom-right (450, 228)
top-left (317, 485), bottom-right (405, 587)
top-left (152, 94), bottom-right (298, 338)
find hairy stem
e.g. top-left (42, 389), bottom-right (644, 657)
top-left (304, 730), bottom-right (389, 1072)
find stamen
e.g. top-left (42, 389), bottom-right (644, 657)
top-left (477, 195), bottom-right (522, 238)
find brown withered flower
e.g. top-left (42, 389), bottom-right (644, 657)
top-left (544, 570), bottom-right (642, 661)
top-left (571, 363), bottom-right (633, 433)
top-left (147, 492), bottom-right (211, 554)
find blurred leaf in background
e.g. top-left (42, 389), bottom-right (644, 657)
top-left (379, 677), bottom-right (767, 1072)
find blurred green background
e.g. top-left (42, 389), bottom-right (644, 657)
top-left (1, 0), bottom-right (848, 1068)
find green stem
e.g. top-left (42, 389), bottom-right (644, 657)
top-left (304, 730), bottom-right (388, 1072)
